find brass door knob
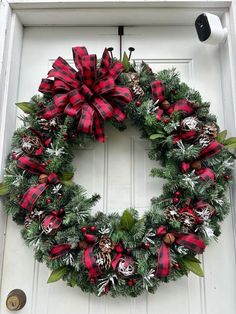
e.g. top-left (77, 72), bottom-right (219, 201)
top-left (6, 289), bottom-right (26, 311)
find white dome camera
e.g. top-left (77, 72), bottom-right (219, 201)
top-left (195, 13), bottom-right (227, 45)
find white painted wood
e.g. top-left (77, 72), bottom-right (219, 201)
top-left (0, 7), bottom-right (23, 301)
top-left (0, 3), bottom-right (236, 314)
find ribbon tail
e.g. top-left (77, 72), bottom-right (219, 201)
top-left (20, 183), bottom-right (47, 211)
top-left (111, 253), bottom-right (123, 270)
top-left (93, 113), bottom-right (105, 142)
top-left (196, 168), bottom-right (215, 181)
top-left (155, 243), bottom-right (171, 277)
top-left (83, 246), bottom-right (102, 278)
top-left (176, 234), bottom-right (206, 254)
top-left (77, 104), bottom-right (94, 134)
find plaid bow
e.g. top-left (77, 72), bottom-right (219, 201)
top-left (155, 226), bottom-right (206, 277)
top-left (38, 46), bottom-right (132, 142)
top-left (82, 233), bottom-right (102, 278)
top-left (17, 156), bottom-right (46, 175)
top-left (151, 80), bottom-right (195, 121)
top-left (20, 172), bottom-right (60, 211)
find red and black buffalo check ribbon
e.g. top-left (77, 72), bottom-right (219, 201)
top-left (50, 243), bottom-right (71, 259)
top-left (38, 46), bottom-right (132, 142)
top-left (82, 233), bottom-right (102, 278)
top-left (17, 156), bottom-right (60, 211)
top-left (151, 80), bottom-right (195, 121)
top-left (20, 172), bottom-right (60, 211)
top-left (155, 226), bottom-right (206, 278)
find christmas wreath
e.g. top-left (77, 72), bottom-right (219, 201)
top-left (1, 46), bottom-right (236, 297)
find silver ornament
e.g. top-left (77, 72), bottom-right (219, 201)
top-left (117, 257), bottom-right (135, 277)
top-left (181, 116), bottom-right (200, 131)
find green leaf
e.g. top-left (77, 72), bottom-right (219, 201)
top-left (182, 256), bottom-right (204, 277)
top-left (60, 172), bottom-right (74, 181)
top-left (224, 137), bottom-right (236, 145)
top-left (61, 179), bottom-right (74, 187)
top-left (16, 102), bottom-right (34, 114)
top-left (216, 130), bottom-right (227, 143)
top-left (150, 133), bottom-right (165, 140)
top-left (122, 51), bottom-right (130, 72)
top-left (120, 209), bottom-right (136, 231)
top-left (0, 182), bottom-right (8, 196)
top-left (47, 266), bottom-right (70, 283)
top-left (183, 254), bottom-right (201, 263)
top-left (224, 143), bottom-right (236, 150)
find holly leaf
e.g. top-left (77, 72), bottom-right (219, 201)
top-left (16, 102), bottom-right (34, 114)
top-left (216, 130), bottom-right (227, 143)
top-left (60, 172), bottom-right (74, 181)
top-left (47, 266), bottom-right (70, 283)
top-left (120, 209), bottom-right (136, 231)
top-left (122, 51), bottom-right (130, 72)
top-left (150, 133), bottom-right (165, 140)
top-left (182, 255), bottom-right (204, 277)
top-left (0, 182), bottom-right (8, 196)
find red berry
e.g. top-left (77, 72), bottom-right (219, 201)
top-left (132, 279), bottom-right (137, 284)
top-left (41, 162), bottom-right (46, 167)
top-left (90, 278), bottom-right (95, 284)
top-left (174, 262), bottom-right (180, 270)
top-left (17, 194), bottom-right (22, 199)
top-left (136, 101), bottom-right (142, 107)
top-left (81, 226), bottom-right (87, 233)
top-left (90, 225), bottom-right (96, 232)
top-left (173, 197), bottom-right (179, 204)
top-left (63, 133), bottom-right (68, 140)
top-left (58, 208), bottom-right (64, 215)
top-left (47, 159), bottom-right (51, 164)
top-left (163, 119), bottom-right (169, 125)
top-left (172, 90), bottom-right (177, 95)
top-left (114, 243), bottom-right (123, 253)
top-left (144, 242), bottom-right (150, 249)
top-left (223, 174), bottom-right (230, 180)
top-left (127, 279), bottom-right (134, 286)
top-left (175, 191), bottom-right (181, 197)
top-left (12, 152), bottom-right (19, 160)
top-left (71, 134), bottom-right (77, 140)
top-left (46, 198), bottom-right (52, 204)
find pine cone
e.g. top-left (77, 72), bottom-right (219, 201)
top-left (181, 116), bottom-right (201, 131)
top-left (198, 134), bottom-right (211, 148)
top-left (99, 235), bottom-right (113, 253)
top-left (164, 206), bottom-right (179, 221)
top-left (179, 212), bottom-right (195, 230)
top-left (95, 252), bottom-right (111, 271)
top-left (132, 85), bottom-right (144, 98)
top-left (203, 123), bottom-right (218, 138)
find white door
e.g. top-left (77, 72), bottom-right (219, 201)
top-left (1, 25), bottom-right (236, 314)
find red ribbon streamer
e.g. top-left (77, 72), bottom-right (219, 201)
top-left (20, 173), bottom-right (60, 211)
top-left (50, 244), bottom-right (71, 259)
top-left (17, 156), bottom-right (46, 175)
top-left (181, 162), bottom-right (216, 181)
top-left (82, 233), bottom-right (102, 278)
top-left (155, 226), bottom-right (206, 277)
top-left (38, 46), bottom-right (132, 142)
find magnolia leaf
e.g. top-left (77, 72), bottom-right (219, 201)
top-left (224, 143), bottom-right (236, 150)
top-left (47, 266), bottom-right (69, 283)
top-left (120, 209), bottom-right (136, 231)
top-left (216, 130), bottom-right (227, 143)
top-left (16, 102), bottom-right (34, 114)
top-left (122, 51), bottom-right (130, 72)
top-left (223, 137), bottom-right (236, 145)
top-left (183, 254), bottom-right (201, 263)
top-left (150, 133), bottom-right (165, 140)
top-left (61, 179), bottom-right (74, 187)
top-left (60, 172), bottom-right (74, 181)
top-left (0, 182), bottom-right (8, 196)
top-left (182, 256), bottom-right (204, 277)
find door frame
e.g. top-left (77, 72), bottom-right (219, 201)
top-left (0, 0), bottom-right (236, 291)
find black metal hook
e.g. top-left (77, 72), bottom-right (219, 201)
top-left (107, 47), bottom-right (114, 60)
top-left (128, 47), bottom-right (135, 60)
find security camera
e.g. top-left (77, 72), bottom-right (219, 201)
top-left (195, 13), bottom-right (227, 45)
